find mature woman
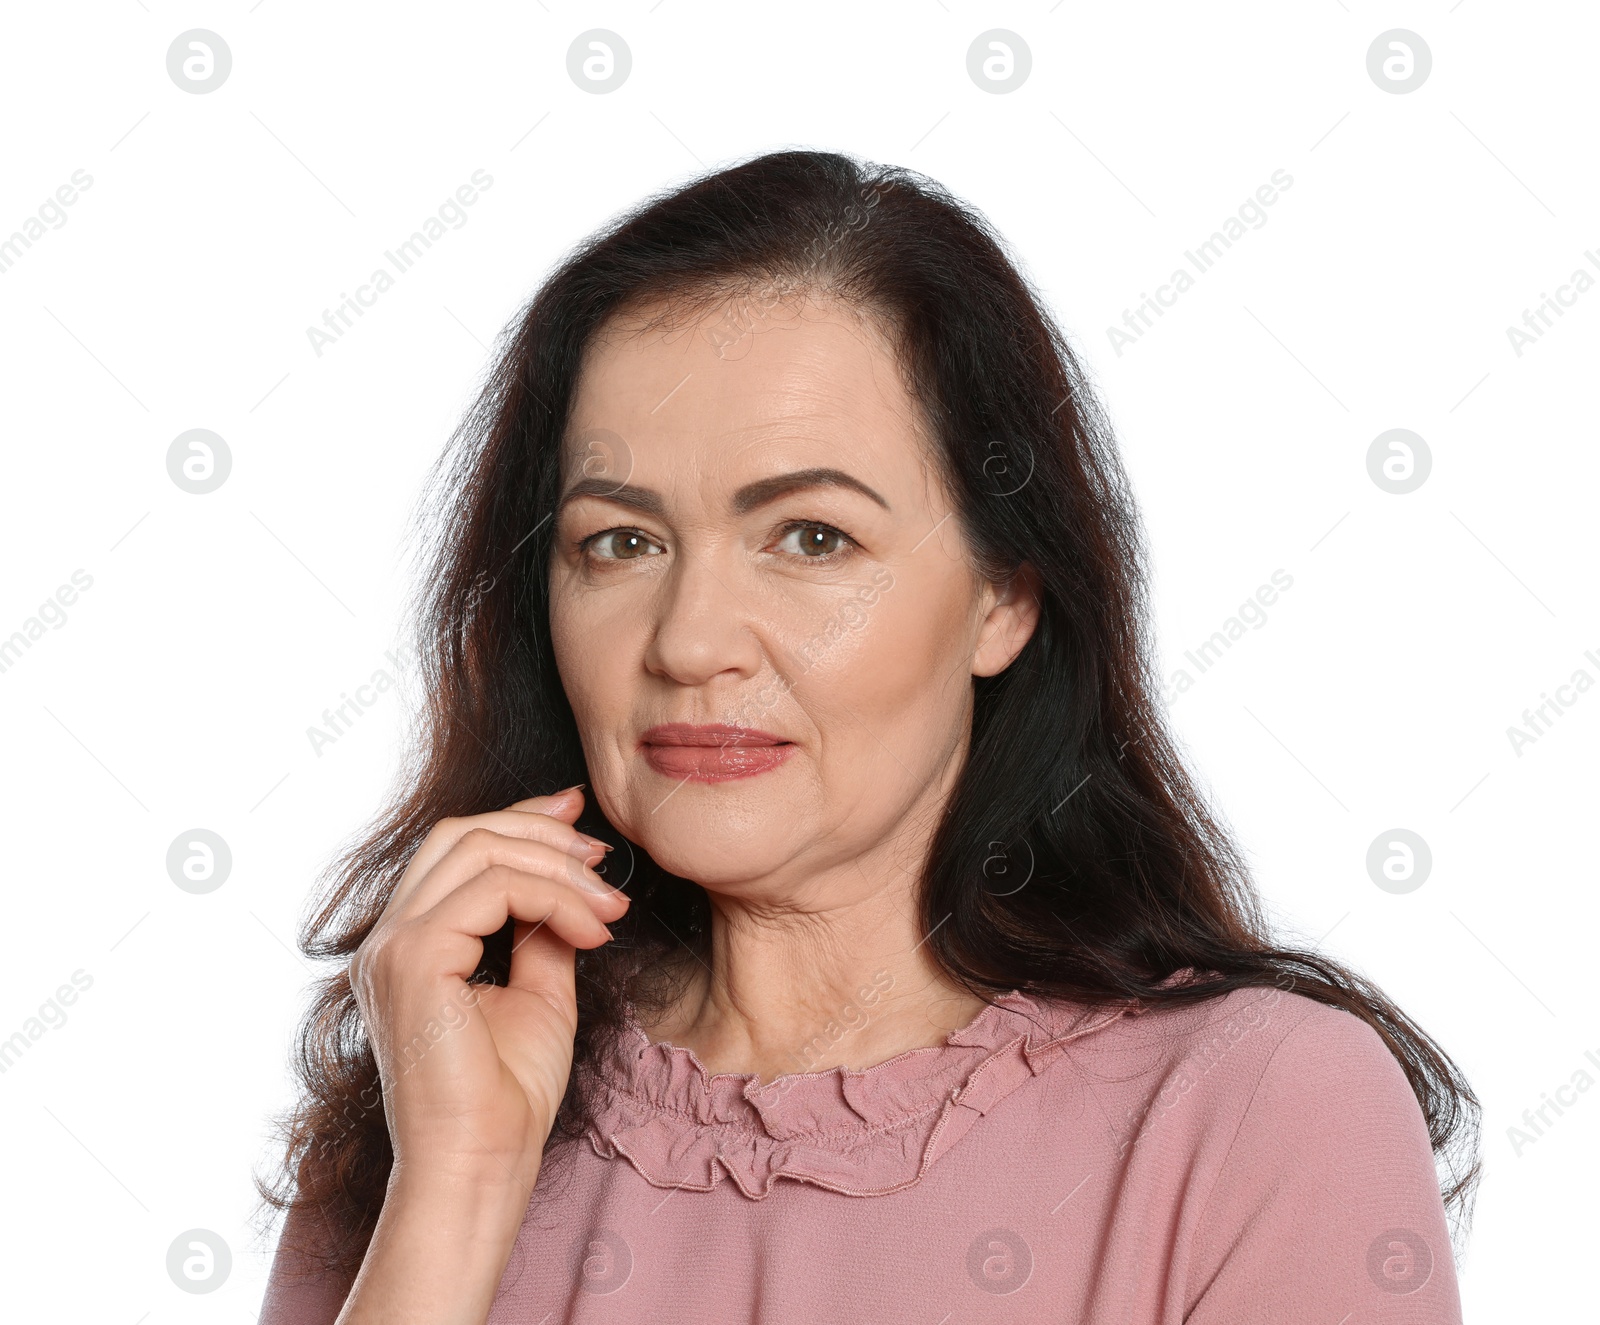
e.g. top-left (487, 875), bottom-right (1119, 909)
top-left (258, 150), bottom-right (1477, 1324)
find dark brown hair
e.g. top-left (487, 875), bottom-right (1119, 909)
top-left (257, 148), bottom-right (1479, 1281)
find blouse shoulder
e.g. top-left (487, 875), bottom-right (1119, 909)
top-left (1203, 987), bottom-right (1431, 1162)
top-left (1181, 989), bottom-right (1463, 1322)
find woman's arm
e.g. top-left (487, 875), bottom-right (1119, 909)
top-left (338, 1166), bottom-right (533, 1323)
top-left (260, 1164), bottom-right (533, 1325)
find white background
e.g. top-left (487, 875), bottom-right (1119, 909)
top-left (1, 2), bottom-right (1594, 1319)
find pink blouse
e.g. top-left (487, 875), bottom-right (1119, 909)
top-left (260, 980), bottom-right (1464, 1323)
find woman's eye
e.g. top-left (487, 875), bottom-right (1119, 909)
top-left (584, 529), bottom-right (663, 560)
top-left (774, 522), bottom-right (852, 559)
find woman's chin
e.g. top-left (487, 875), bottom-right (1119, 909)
top-left (626, 825), bottom-right (796, 889)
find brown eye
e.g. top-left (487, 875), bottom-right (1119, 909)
top-left (586, 529), bottom-right (663, 560)
top-left (776, 522), bottom-right (852, 558)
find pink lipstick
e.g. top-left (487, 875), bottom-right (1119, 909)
top-left (639, 723), bottom-right (795, 782)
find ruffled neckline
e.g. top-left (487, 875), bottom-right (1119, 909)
top-left (582, 984), bottom-right (1163, 1200)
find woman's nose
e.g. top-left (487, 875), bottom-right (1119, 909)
top-left (640, 544), bottom-right (764, 687)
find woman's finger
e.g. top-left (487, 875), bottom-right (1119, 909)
top-left (394, 828), bottom-right (624, 924)
top-left (413, 863), bottom-right (614, 979)
top-left (412, 784), bottom-right (585, 867)
top-left (507, 918), bottom-right (580, 996)
top-left (506, 787), bottom-right (584, 813)
top-left (400, 794), bottom-right (588, 885)
top-left (385, 793), bottom-right (607, 916)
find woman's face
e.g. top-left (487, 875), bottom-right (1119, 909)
top-left (548, 294), bottom-right (1037, 893)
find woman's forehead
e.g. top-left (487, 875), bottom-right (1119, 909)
top-left (562, 302), bottom-right (931, 494)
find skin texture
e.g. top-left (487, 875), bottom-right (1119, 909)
top-left (333, 294), bottom-right (1038, 1322)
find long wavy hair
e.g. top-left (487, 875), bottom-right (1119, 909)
top-left (257, 148), bottom-right (1479, 1281)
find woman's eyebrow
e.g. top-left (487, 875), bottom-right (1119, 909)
top-left (556, 478), bottom-right (667, 520)
top-left (730, 467), bottom-right (890, 514)
top-left (556, 467), bottom-right (891, 517)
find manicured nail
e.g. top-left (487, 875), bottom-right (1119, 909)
top-left (566, 835), bottom-right (610, 861)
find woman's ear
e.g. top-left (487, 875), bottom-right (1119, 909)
top-left (971, 562), bottom-right (1042, 678)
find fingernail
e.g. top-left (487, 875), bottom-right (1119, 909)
top-left (565, 835), bottom-right (610, 861)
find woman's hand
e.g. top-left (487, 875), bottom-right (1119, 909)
top-left (333, 786), bottom-right (627, 1324)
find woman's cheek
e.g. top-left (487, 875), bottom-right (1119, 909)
top-left (549, 596), bottom-right (612, 727)
top-left (859, 584), bottom-right (967, 713)
top-left (770, 574), bottom-right (894, 677)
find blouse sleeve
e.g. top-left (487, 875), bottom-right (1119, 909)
top-left (258, 1198), bottom-right (356, 1325)
top-left (1183, 1000), bottom-right (1465, 1324)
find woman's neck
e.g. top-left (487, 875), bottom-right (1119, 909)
top-left (633, 889), bottom-right (985, 1088)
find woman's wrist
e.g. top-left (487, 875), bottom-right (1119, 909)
top-left (336, 1162), bottom-right (538, 1325)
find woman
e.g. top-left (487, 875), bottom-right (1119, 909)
top-left (258, 150), bottom-right (1477, 1324)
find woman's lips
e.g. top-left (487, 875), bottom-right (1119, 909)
top-left (639, 724), bottom-right (795, 782)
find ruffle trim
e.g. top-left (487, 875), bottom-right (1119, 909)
top-left (583, 977), bottom-right (1190, 1199)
